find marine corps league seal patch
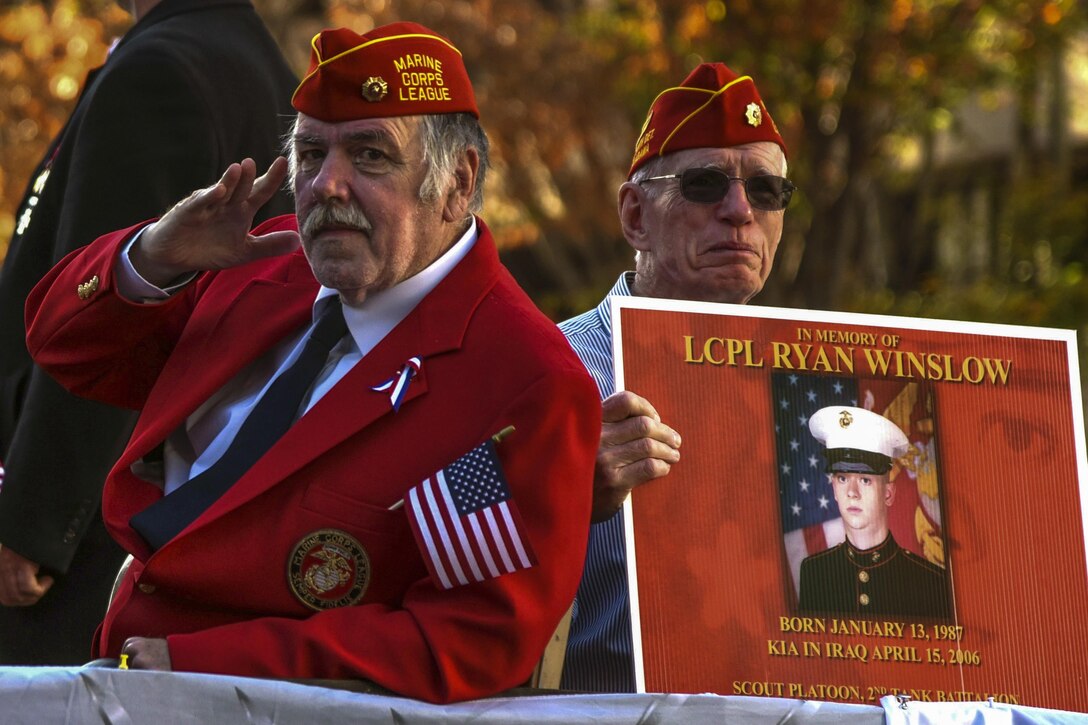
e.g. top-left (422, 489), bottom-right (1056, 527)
top-left (288, 529), bottom-right (370, 611)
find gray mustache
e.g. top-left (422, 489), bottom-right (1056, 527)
top-left (300, 202), bottom-right (372, 240)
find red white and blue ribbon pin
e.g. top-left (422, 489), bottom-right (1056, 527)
top-left (371, 357), bottom-right (422, 412)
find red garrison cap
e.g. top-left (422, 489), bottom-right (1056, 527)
top-left (292, 22), bottom-right (479, 122)
top-left (629, 62), bottom-right (786, 177)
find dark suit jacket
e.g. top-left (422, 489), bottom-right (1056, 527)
top-left (26, 215), bottom-right (599, 703)
top-left (0, 0), bottom-right (297, 576)
top-left (798, 533), bottom-right (952, 618)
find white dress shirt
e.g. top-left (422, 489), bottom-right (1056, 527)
top-left (116, 218), bottom-right (478, 494)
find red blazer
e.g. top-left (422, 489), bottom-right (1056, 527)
top-left (25, 215), bottom-right (599, 703)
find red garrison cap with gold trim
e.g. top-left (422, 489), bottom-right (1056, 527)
top-left (629, 62), bottom-right (786, 177)
top-left (292, 22), bottom-right (479, 122)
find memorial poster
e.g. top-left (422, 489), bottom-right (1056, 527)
top-left (613, 296), bottom-right (1088, 712)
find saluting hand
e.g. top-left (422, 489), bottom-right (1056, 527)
top-left (591, 391), bottom-right (681, 523)
top-left (131, 157), bottom-right (300, 287)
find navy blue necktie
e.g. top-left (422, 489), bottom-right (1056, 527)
top-left (131, 297), bottom-right (348, 551)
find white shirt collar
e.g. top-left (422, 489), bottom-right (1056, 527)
top-left (314, 217), bottom-right (478, 357)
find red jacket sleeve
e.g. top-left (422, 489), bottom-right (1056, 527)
top-left (24, 221), bottom-right (200, 410)
top-left (25, 214), bottom-right (298, 410)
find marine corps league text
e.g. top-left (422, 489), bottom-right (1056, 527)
top-left (682, 326), bottom-right (1012, 385)
top-left (394, 53), bottom-right (451, 101)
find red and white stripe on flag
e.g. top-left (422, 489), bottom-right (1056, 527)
top-left (405, 440), bottom-right (537, 590)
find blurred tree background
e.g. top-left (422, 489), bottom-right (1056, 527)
top-left (1, 0), bottom-right (1086, 340)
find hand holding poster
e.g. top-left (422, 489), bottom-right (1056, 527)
top-left (613, 297), bottom-right (1088, 711)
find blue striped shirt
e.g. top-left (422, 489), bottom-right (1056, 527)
top-left (558, 272), bottom-right (636, 692)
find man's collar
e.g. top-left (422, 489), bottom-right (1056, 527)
top-left (595, 271), bottom-right (635, 340)
top-left (845, 531), bottom-right (897, 566)
top-left (314, 217), bottom-right (478, 355)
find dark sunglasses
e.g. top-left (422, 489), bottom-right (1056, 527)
top-left (640, 168), bottom-right (795, 211)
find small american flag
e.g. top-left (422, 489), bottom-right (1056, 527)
top-left (406, 440), bottom-right (537, 590)
top-left (774, 372), bottom-right (858, 597)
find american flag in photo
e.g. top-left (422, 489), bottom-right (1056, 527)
top-left (406, 440), bottom-right (537, 590)
top-left (773, 372), bottom-right (859, 598)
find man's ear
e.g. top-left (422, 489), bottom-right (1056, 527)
top-left (442, 147), bottom-right (479, 222)
top-left (884, 480), bottom-right (897, 508)
top-left (618, 181), bottom-right (652, 252)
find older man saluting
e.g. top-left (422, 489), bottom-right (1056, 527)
top-left (25, 22), bottom-right (599, 704)
top-left (560, 63), bottom-right (795, 691)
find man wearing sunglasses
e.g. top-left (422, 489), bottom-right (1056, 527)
top-left (560, 63), bottom-right (794, 692)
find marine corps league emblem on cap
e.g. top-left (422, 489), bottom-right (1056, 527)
top-left (288, 529), bottom-right (370, 611)
top-left (745, 102), bottom-right (763, 127)
top-left (361, 76), bottom-right (389, 102)
top-left (838, 410), bottom-right (853, 428)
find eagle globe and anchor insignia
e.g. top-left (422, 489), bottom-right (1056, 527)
top-left (744, 101), bottom-right (763, 127)
top-left (288, 529), bottom-right (370, 611)
top-left (361, 76), bottom-right (389, 102)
